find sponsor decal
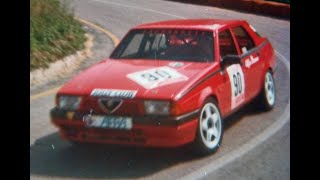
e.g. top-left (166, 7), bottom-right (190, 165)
top-left (245, 55), bottom-right (259, 68)
top-left (226, 64), bottom-right (245, 110)
top-left (127, 66), bottom-right (189, 89)
top-left (90, 89), bottom-right (137, 99)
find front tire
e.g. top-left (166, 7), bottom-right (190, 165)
top-left (192, 98), bottom-right (223, 155)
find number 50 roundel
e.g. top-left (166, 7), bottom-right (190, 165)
top-left (226, 64), bottom-right (245, 110)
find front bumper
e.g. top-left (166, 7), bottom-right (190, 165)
top-left (50, 107), bottom-right (199, 147)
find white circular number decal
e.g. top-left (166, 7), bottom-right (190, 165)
top-left (233, 72), bottom-right (242, 96)
top-left (127, 66), bottom-right (189, 89)
top-left (226, 64), bottom-right (245, 109)
top-left (141, 69), bottom-right (172, 81)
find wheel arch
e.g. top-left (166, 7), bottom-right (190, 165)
top-left (260, 67), bottom-right (274, 92)
top-left (197, 86), bottom-right (220, 109)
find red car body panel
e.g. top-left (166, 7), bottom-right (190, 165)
top-left (58, 60), bottom-right (215, 101)
top-left (51, 19), bottom-right (276, 147)
top-left (52, 118), bottom-right (198, 147)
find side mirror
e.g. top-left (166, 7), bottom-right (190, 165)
top-left (221, 55), bottom-right (241, 69)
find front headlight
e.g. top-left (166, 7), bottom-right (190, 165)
top-left (144, 100), bottom-right (170, 115)
top-left (58, 96), bottom-right (82, 110)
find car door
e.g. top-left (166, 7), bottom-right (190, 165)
top-left (218, 29), bottom-right (247, 113)
top-left (231, 26), bottom-right (262, 100)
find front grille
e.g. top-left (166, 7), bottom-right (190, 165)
top-left (79, 96), bottom-right (144, 115)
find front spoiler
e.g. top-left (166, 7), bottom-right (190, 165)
top-left (50, 107), bottom-right (199, 126)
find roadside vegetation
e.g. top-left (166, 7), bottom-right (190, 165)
top-left (30, 0), bottom-right (86, 71)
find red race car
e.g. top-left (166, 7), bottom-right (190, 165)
top-left (51, 19), bottom-right (276, 155)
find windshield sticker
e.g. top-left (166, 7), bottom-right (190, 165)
top-left (91, 89), bottom-right (137, 99)
top-left (127, 66), bottom-right (189, 89)
top-left (168, 62), bottom-right (184, 68)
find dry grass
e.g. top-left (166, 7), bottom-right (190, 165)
top-left (30, 0), bottom-right (86, 71)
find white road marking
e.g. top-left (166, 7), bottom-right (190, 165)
top-left (91, 0), bottom-right (186, 19)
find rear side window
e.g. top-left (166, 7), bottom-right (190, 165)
top-left (218, 30), bottom-right (238, 57)
top-left (232, 26), bottom-right (255, 54)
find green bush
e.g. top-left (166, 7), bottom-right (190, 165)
top-left (30, 0), bottom-right (86, 71)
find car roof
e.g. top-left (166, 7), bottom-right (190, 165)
top-left (133, 19), bottom-right (245, 31)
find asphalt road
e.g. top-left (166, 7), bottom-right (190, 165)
top-left (30, 0), bottom-right (290, 179)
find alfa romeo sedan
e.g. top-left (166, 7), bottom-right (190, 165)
top-left (51, 19), bottom-right (276, 155)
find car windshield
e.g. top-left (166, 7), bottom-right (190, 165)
top-left (110, 29), bottom-right (214, 62)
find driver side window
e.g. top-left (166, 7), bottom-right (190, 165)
top-left (219, 30), bottom-right (238, 57)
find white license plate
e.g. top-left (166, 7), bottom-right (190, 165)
top-left (87, 116), bottom-right (132, 130)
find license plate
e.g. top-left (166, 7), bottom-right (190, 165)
top-left (86, 116), bottom-right (132, 130)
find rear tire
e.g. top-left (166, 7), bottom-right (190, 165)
top-left (191, 98), bottom-right (223, 156)
top-left (258, 70), bottom-right (276, 111)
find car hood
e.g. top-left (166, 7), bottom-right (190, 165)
top-left (59, 59), bottom-right (215, 100)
